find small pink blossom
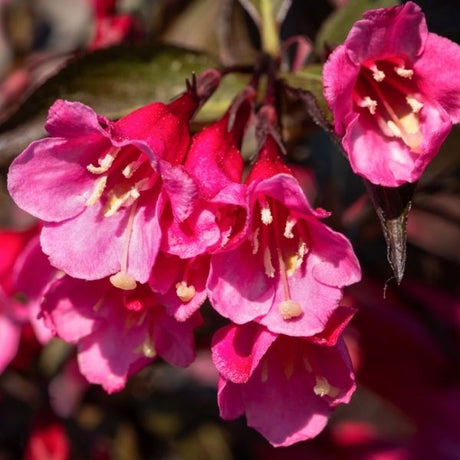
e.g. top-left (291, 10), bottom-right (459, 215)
top-left (323, 1), bottom-right (460, 186)
top-left (208, 123), bottom-right (361, 338)
top-left (42, 276), bottom-right (201, 393)
top-left (162, 88), bottom-right (255, 258)
top-left (212, 321), bottom-right (355, 446)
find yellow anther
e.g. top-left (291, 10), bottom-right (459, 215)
top-left (261, 202), bottom-right (273, 225)
top-left (109, 271), bottom-right (137, 290)
top-left (406, 95), bottom-right (423, 113)
top-left (395, 66), bottom-right (413, 79)
top-left (278, 300), bottom-right (302, 320)
top-left (358, 96), bottom-right (378, 115)
top-left (313, 376), bottom-right (339, 398)
top-left (175, 281), bottom-right (196, 303)
top-left (283, 217), bottom-right (297, 239)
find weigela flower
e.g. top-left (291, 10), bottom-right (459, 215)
top-left (212, 319), bottom-right (355, 446)
top-left (162, 88), bottom-right (255, 258)
top-left (8, 71), bottom-right (220, 289)
top-left (208, 109), bottom-right (361, 337)
top-left (0, 226), bottom-right (56, 372)
top-left (323, 1), bottom-right (460, 186)
top-left (43, 276), bottom-right (201, 393)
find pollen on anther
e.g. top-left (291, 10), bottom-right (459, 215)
top-left (175, 281), bottom-right (196, 302)
top-left (260, 202), bottom-right (273, 225)
top-left (283, 216), bottom-right (297, 239)
top-left (358, 96), bottom-right (378, 115)
top-left (395, 66), bottom-right (413, 79)
top-left (313, 376), bottom-right (339, 398)
top-left (406, 95), bottom-right (423, 113)
top-left (109, 271), bottom-right (137, 290)
top-left (87, 149), bottom-right (119, 174)
top-left (86, 176), bottom-right (107, 206)
top-left (279, 300), bottom-right (302, 320)
top-left (371, 66), bottom-right (385, 82)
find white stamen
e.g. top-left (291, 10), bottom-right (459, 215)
top-left (86, 176), bottom-right (107, 206)
top-left (261, 202), bottom-right (273, 225)
top-left (279, 300), bottom-right (302, 320)
top-left (109, 271), bottom-right (137, 290)
top-left (406, 95), bottom-right (423, 113)
top-left (283, 216), bottom-right (297, 239)
top-left (395, 66), bottom-right (413, 79)
top-left (250, 228), bottom-right (260, 255)
top-left (175, 281), bottom-right (196, 302)
top-left (358, 96), bottom-right (378, 115)
top-left (263, 247), bottom-right (275, 278)
top-left (371, 65), bottom-right (385, 82)
top-left (122, 161), bottom-right (141, 179)
top-left (313, 376), bottom-right (339, 398)
top-left (387, 120), bottom-right (403, 138)
top-left (87, 149), bottom-right (119, 174)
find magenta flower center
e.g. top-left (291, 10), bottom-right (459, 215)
top-left (353, 57), bottom-right (424, 152)
top-left (85, 145), bottom-right (159, 290)
top-left (250, 196), bottom-right (310, 320)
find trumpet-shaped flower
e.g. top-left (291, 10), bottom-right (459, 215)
top-left (323, 1), bottom-right (460, 186)
top-left (212, 321), bottom-right (355, 446)
top-left (8, 72), bottom-right (220, 288)
top-left (42, 276), bottom-right (201, 393)
top-left (208, 127), bottom-right (361, 338)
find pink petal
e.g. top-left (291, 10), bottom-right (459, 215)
top-left (0, 302), bottom-right (21, 372)
top-left (42, 277), bottom-right (107, 342)
top-left (415, 32), bottom-right (460, 123)
top-left (346, 2), bottom-right (427, 65)
top-left (208, 243), bottom-right (274, 324)
top-left (8, 137), bottom-right (100, 222)
top-left (211, 322), bottom-right (277, 383)
top-left (45, 99), bottom-right (110, 138)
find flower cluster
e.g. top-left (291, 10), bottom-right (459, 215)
top-left (6, 64), bottom-right (361, 446)
top-left (3, 1), bottom-right (458, 449)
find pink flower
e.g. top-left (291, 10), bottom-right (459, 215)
top-left (0, 226), bottom-right (56, 373)
top-left (323, 1), bottom-right (460, 186)
top-left (208, 123), bottom-right (361, 338)
top-left (42, 276), bottom-right (201, 392)
top-left (212, 320), bottom-right (355, 446)
top-left (8, 72), bottom-right (219, 288)
top-left (162, 88), bottom-right (255, 258)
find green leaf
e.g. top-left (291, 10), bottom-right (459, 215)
top-left (0, 45), bottom-right (244, 163)
top-left (281, 64), bottom-right (330, 119)
top-left (315, 0), bottom-right (398, 54)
